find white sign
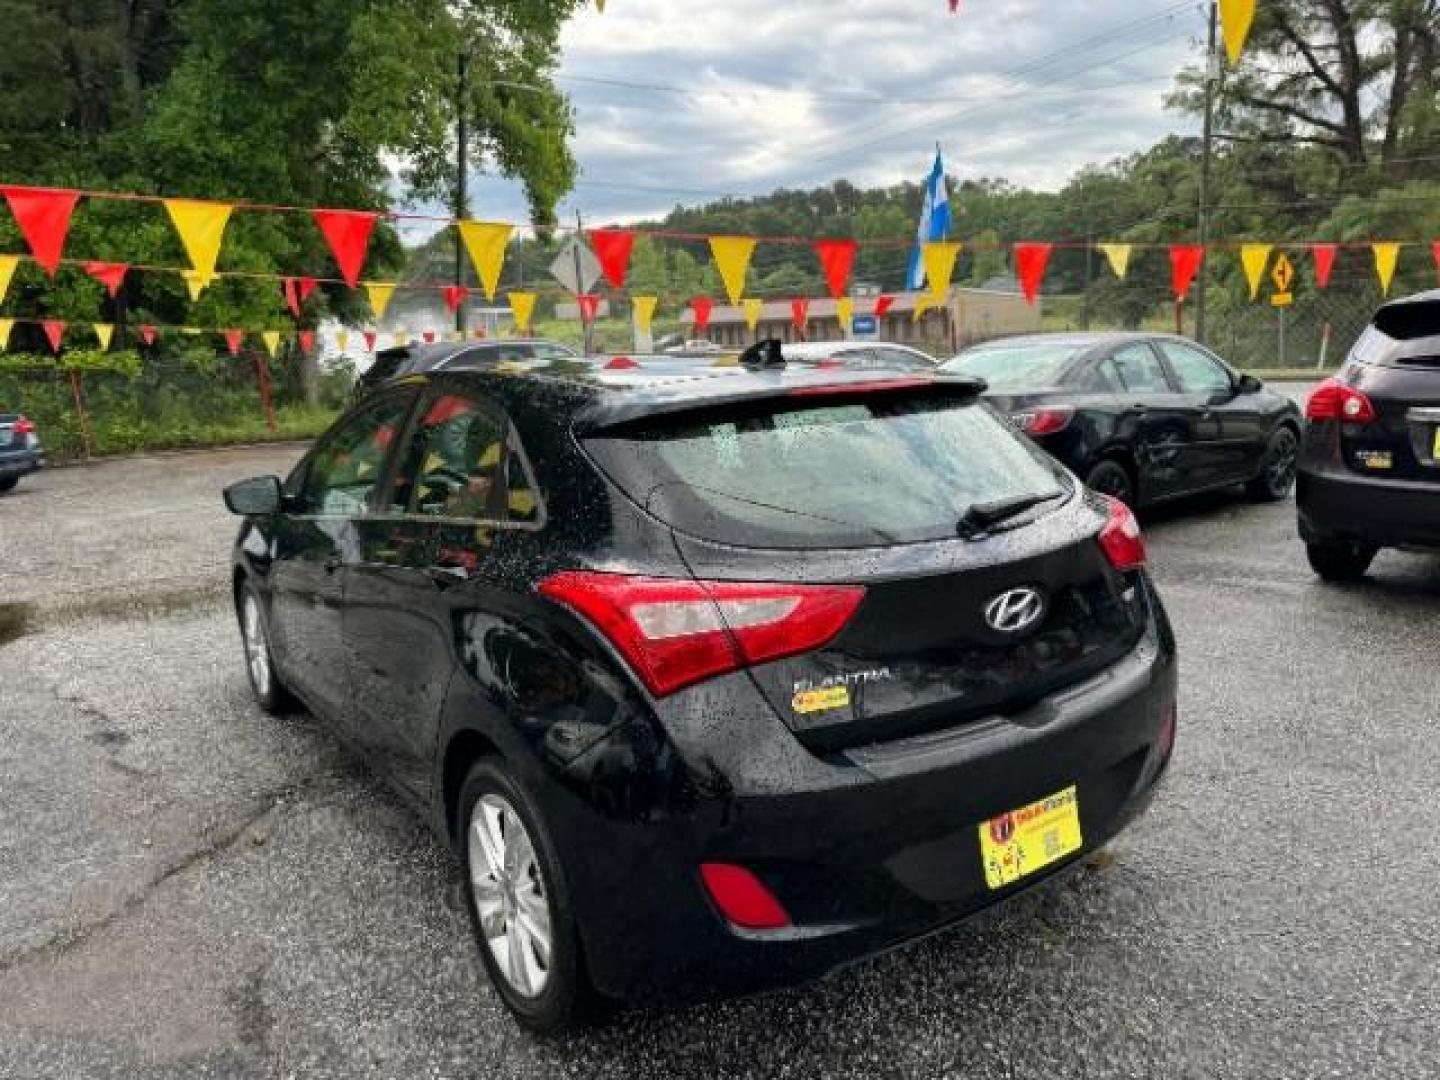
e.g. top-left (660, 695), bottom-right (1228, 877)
top-left (548, 238), bottom-right (602, 295)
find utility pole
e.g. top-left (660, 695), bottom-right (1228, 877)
top-left (1195, 0), bottom-right (1219, 344)
top-left (574, 209), bottom-right (594, 353)
top-left (454, 49), bottom-right (470, 336)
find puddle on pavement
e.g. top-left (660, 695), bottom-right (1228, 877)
top-left (0, 601), bottom-right (35, 645)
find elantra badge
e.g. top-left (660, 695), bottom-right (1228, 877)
top-left (983, 587), bottom-right (1046, 635)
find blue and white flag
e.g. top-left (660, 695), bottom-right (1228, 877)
top-left (906, 147), bottom-right (952, 290)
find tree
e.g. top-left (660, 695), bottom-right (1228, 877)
top-left (1173, 1), bottom-right (1440, 167)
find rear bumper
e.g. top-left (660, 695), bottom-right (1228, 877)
top-left (0, 448), bottom-right (42, 478)
top-left (1297, 460), bottom-right (1440, 548)
top-left (556, 578), bottom-right (1177, 1002)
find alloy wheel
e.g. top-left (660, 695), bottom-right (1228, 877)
top-left (242, 594), bottom-right (271, 698)
top-left (468, 793), bottom-right (553, 998)
top-left (1267, 431), bottom-right (1298, 493)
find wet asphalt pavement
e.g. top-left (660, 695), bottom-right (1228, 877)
top-left (2, 422), bottom-right (1439, 1079)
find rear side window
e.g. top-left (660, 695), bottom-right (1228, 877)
top-left (1109, 344), bottom-right (1171, 394)
top-left (585, 393), bottom-right (1067, 549)
top-left (1159, 342), bottom-right (1232, 396)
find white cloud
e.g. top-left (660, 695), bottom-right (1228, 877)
top-left (448, 0), bottom-right (1204, 229)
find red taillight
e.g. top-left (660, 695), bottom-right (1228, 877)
top-left (1011, 407), bottom-right (1075, 435)
top-left (699, 863), bottom-right (791, 930)
top-left (536, 571), bottom-right (865, 696)
top-left (1305, 377), bottom-right (1375, 422)
top-left (1098, 496), bottom-right (1145, 571)
top-left (13, 416), bottom-right (35, 436)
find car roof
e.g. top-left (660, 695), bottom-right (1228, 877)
top-left (960, 331), bottom-right (1158, 352)
top-left (396, 354), bottom-right (985, 431)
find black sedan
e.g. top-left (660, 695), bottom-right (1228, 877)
top-left (224, 355), bottom-right (1176, 1031)
top-left (942, 333), bottom-right (1302, 507)
top-left (0, 411), bottom-right (43, 493)
top-left (1298, 290), bottom-right (1440, 579)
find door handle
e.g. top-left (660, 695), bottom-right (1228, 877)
top-left (1131, 403), bottom-right (1149, 413)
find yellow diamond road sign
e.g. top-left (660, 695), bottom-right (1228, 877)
top-left (1271, 253), bottom-right (1294, 307)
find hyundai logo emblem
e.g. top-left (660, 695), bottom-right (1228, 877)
top-left (983, 587), bottom-right (1046, 635)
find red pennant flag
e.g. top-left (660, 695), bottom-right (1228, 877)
top-left (224, 329), bottom-right (244, 356)
top-left (1013, 243), bottom-right (1052, 306)
top-left (2, 186), bottom-right (80, 276)
top-left (814, 239), bottom-right (858, 299)
top-left (363, 330), bottom-right (377, 351)
top-left (1431, 241), bottom-right (1440, 283)
top-left (577, 293), bottom-right (601, 323)
top-left (422, 330), bottom-right (436, 343)
top-left (948, 0), bottom-right (959, 10)
top-left (443, 285), bottom-right (467, 313)
top-left (83, 261), bottom-right (128, 298)
top-left (283, 278), bottom-right (301, 319)
top-left (312, 209), bottom-right (378, 288)
top-left (791, 298), bottom-right (810, 331)
top-left (298, 329), bottom-right (316, 354)
top-left (139, 325), bottom-right (158, 346)
top-left (588, 229), bottom-right (635, 289)
top-left (1169, 245), bottom-right (1205, 299)
top-left (41, 319), bottom-right (66, 353)
top-left (1311, 243), bottom-right (1338, 289)
top-left (690, 296), bottom-right (713, 331)
top-left (874, 294), bottom-right (895, 318)
top-left (298, 277), bottom-right (318, 302)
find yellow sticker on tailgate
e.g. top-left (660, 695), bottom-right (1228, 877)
top-left (791, 685), bottom-right (850, 715)
top-left (1433, 425), bottom-right (1440, 460)
top-left (979, 785), bottom-right (1083, 889)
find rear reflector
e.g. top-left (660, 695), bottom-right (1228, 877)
top-left (1098, 496), bottom-right (1146, 571)
top-left (536, 571), bottom-right (865, 696)
top-left (1305, 377), bottom-right (1376, 422)
top-left (699, 863), bottom-right (791, 930)
top-left (1011, 406), bottom-right (1075, 436)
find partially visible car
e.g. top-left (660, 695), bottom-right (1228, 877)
top-left (942, 332), bottom-right (1302, 508)
top-left (0, 411), bottom-right (42, 493)
top-left (781, 340), bottom-right (937, 370)
top-left (1297, 290), bottom-right (1440, 580)
top-left (357, 339), bottom-right (579, 394)
top-left (663, 339), bottom-right (729, 357)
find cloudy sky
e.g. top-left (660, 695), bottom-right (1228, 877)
top-left (449, 0), bottom-right (1205, 234)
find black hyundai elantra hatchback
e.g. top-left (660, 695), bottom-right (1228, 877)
top-left (225, 352), bottom-right (1177, 1031)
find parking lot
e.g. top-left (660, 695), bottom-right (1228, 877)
top-left (2, 431), bottom-right (1439, 1080)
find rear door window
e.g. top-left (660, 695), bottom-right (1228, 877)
top-left (585, 392), bottom-right (1068, 549)
top-left (1159, 341), bottom-right (1232, 396)
top-left (1109, 344), bottom-right (1172, 394)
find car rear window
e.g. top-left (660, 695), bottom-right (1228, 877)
top-left (584, 392), bottom-right (1068, 549)
top-left (942, 343), bottom-right (1084, 390)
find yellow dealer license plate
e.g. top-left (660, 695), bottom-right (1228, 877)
top-left (1432, 425), bottom-right (1440, 459)
top-left (979, 785), bottom-right (1083, 889)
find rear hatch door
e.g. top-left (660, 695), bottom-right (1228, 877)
top-left (1345, 307), bottom-right (1440, 480)
top-left (583, 384), bottom-right (1145, 751)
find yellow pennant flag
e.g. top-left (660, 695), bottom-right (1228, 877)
top-left (507, 291), bottom-right (537, 333)
top-left (921, 241), bottom-right (961, 300)
top-left (93, 323), bottom-right (114, 350)
top-left (0, 255), bottom-right (19, 304)
top-left (1240, 244), bottom-right (1273, 300)
top-left (457, 221), bottom-right (513, 299)
top-left (1098, 243), bottom-right (1132, 280)
top-left (743, 298), bottom-right (764, 331)
top-left (164, 199), bottom-right (233, 281)
top-left (708, 236), bottom-right (757, 304)
top-left (365, 282), bottom-right (396, 319)
top-left (181, 327), bottom-right (203, 336)
top-left (631, 295), bottom-right (658, 335)
top-left (1219, 0), bottom-right (1256, 65)
top-left (335, 331), bottom-right (349, 354)
top-left (1373, 243), bottom-right (1401, 295)
top-left (914, 293), bottom-right (938, 322)
top-left (835, 297), bottom-right (854, 331)
top-left (262, 330), bottom-right (281, 357)
top-left (0, 318), bottom-right (13, 349)
top-left (181, 269), bottom-right (212, 301)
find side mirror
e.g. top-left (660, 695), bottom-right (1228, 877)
top-left (1238, 374), bottom-right (1263, 394)
top-left (224, 475), bottom-right (283, 516)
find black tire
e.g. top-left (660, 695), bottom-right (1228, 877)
top-left (1247, 426), bottom-right (1299, 502)
top-left (236, 581), bottom-right (298, 715)
top-left (1085, 458), bottom-right (1136, 507)
top-left (0, 476), bottom-right (18, 494)
top-left (1306, 541), bottom-right (1378, 582)
top-left (457, 758), bottom-right (594, 1033)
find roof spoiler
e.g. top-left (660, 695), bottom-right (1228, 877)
top-left (1374, 292), bottom-right (1440, 341)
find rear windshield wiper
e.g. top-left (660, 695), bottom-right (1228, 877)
top-left (956, 490), bottom-right (1065, 539)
